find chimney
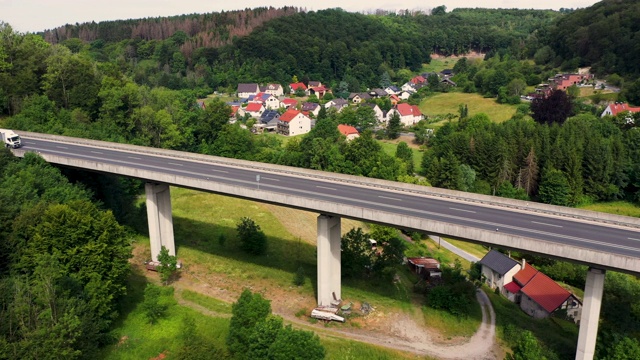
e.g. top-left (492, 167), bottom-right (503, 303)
top-left (522, 258), bottom-right (526, 269)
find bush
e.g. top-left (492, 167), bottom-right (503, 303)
top-left (141, 284), bottom-right (174, 324)
top-left (236, 217), bottom-right (267, 255)
top-left (293, 266), bottom-right (305, 286)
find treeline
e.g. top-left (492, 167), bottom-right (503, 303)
top-left (0, 150), bottom-right (133, 358)
top-left (539, 0), bottom-right (640, 78)
top-left (422, 112), bottom-right (639, 205)
top-left (43, 7), bottom-right (299, 48)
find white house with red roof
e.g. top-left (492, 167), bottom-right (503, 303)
top-left (263, 83), bottom-right (284, 96)
top-left (238, 102), bottom-right (264, 119)
top-left (386, 103), bottom-right (424, 126)
top-left (503, 260), bottom-right (582, 322)
top-left (277, 109), bottom-right (311, 136)
top-left (281, 98), bottom-right (298, 109)
top-left (337, 124), bottom-right (360, 141)
top-left (601, 102), bottom-right (640, 118)
top-left (252, 92), bottom-right (282, 110)
top-left (289, 82), bottom-right (308, 94)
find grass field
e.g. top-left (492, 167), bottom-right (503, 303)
top-left (420, 93), bottom-right (518, 124)
top-left (421, 58), bottom-right (459, 74)
top-left (444, 239), bottom-right (489, 260)
top-left (378, 140), bottom-right (424, 173)
top-left (578, 201), bottom-right (640, 218)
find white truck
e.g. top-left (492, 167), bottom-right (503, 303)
top-left (0, 129), bottom-right (22, 148)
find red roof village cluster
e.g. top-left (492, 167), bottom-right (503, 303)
top-left (226, 78), bottom-right (438, 137)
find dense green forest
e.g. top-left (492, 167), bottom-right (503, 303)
top-left (540, 0), bottom-right (640, 79)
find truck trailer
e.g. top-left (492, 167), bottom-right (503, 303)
top-left (0, 129), bottom-right (22, 148)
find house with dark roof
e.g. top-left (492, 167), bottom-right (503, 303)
top-left (478, 249), bottom-right (520, 292)
top-left (369, 88), bottom-right (388, 98)
top-left (264, 83), bottom-right (284, 96)
top-left (348, 92), bottom-right (371, 104)
top-left (384, 86), bottom-right (402, 95)
top-left (324, 98), bottom-right (349, 113)
top-left (302, 102), bottom-right (321, 117)
top-left (259, 110), bottom-right (280, 131)
top-left (237, 83), bottom-right (260, 98)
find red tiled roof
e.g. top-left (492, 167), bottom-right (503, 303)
top-left (290, 82), bottom-right (307, 91)
top-left (606, 103), bottom-right (640, 116)
top-left (282, 98), bottom-right (297, 104)
top-left (514, 264), bottom-right (538, 286)
top-left (504, 281), bottom-right (522, 294)
top-left (411, 75), bottom-right (426, 84)
top-left (520, 272), bottom-right (571, 313)
top-left (310, 86), bottom-right (328, 92)
top-left (279, 109), bottom-right (301, 122)
top-left (338, 124), bottom-right (359, 136)
top-left (411, 105), bottom-right (422, 116)
top-left (245, 102), bottom-right (263, 112)
top-left (230, 105), bottom-right (239, 116)
top-left (396, 103), bottom-right (415, 116)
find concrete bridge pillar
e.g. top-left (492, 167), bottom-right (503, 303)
top-left (317, 214), bottom-right (341, 306)
top-left (145, 183), bottom-right (175, 262)
top-left (576, 267), bottom-right (606, 360)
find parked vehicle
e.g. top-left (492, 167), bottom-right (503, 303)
top-left (0, 129), bottom-right (22, 148)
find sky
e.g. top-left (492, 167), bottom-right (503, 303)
top-left (1, 0), bottom-right (601, 33)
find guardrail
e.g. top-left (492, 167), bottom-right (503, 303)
top-left (18, 131), bottom-right (640, 229)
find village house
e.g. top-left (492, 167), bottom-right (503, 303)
top-left (255, 110), bottom-right (280, 133)
top-left (281, 98), bottom-right (298, 109)
top-left (289, 82), bottom-right (308, 95)
top-left (478, 250), bottom-right (520, 293)
top-left (337, 124), bottom-right (360, 141)
top-left (302, 102), bottom-right (321, 117)
top-left (237, 102), bottom-right (264, 118)
top-left (369, 88), bottom-right (388, 98)
top-left (386, 103), bottom-right (423, 126)
top-left (348, 92), bottom-right (372, 104)
top-left (506, 261), bottom-right (582, 322)
top-left (251, 92), bottom-right (282, 110)
top-left (277, 109), bottom-right (311, 136)
top-left (601, 102), bottom-right (640, 117)
top-left (406, 257), bottom-right (441, 280)
top-left (237, 83), bottom-right (260, 98)
top-left (401, 82), bottom-right (417, 93)
top-left (384, 86), bottom-right (402, 95)
top-left (324, 98), bottom-right (349, 112)
top-left (411, 75), bottom-right (426, 84)
top-left (362, 103), bottom-right (385, 123)
top-left (262, 83), bottom-right (284, 96)
top-left (308, 85), bottom-right (329, 99)
top-left (549, 73), bottom-right (592, 91)
top-left (399, 91), bottom-right (412, 100)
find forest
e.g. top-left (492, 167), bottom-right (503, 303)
top-left (1, 2), bottom-right (640, 359)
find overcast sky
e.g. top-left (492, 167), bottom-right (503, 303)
top-left (2, 0), bottom-right (601, 33)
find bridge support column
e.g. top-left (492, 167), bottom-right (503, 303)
top-left (145, 183), bottom-right (175, 262)
top-left (576, 268), bottom-right (606, 360)
top-left (317, 215), bottom-right (341, 306)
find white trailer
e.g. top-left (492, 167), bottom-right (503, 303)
top-left (0, 129), bottom-right (22, 148)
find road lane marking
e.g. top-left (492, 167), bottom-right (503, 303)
top-left (128, 156), bottom-right (141, 160)
top-left (449, 207), bottom-right (476, 214)
top-left (379, 196), bottom-right (402, 201)
top-left (316, 185), bottom-right (336, 191)
top-left (168, 162), bottom-right (183, 166)
top-left (56, 146), bottom-right (68, 149)
top-left (21, 146), bottom-right (640, 254)
top-left (262, 177), bottom-right (279, 182)
top-left (24, 141), bottom-right (35, 144)
top-left (628, 238), bottom-right (640, 241)
top-left (531, 221), bottom-right (563, 228)
top-left (90, 151), bottom-right (103, 154)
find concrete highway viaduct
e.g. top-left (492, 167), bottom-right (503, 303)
top-left (12, 131), bottom-right (640, 360)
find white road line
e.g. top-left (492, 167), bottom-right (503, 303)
top-left (24, 141), bottom-right (35, 144)
top-left (168, 162), bottom-right (183, 166)
top-left (262, 177), bottom-right (280, 182)
top-left (532, 221), bottom-right (563, 228)
top-left (379, 195), bottom-right (402, 201)
top-left (90, 151), bottom-right (103, 154)
top-left (449, 207), bottom-right (476, 214)
top-left (56, 146), bottom-right (68, 149)
top-left (628, 238), bottom-right (640, 242)
top-left (128, 156), bottom-right (141, 160)
top-left (211, 169), bottom-right (228, 173)
top-left (316, 185), bottom-right (336, 191)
